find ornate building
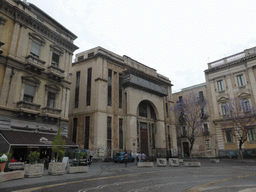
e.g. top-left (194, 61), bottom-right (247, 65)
top-left (205, 46), bottom-right (256, 158)
top-left (68, 47), bottom-right (177, 159)
top-left (0, 0), bottom-right (78, 160)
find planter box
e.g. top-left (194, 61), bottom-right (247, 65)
top-left (137, 162), bottom-right (154, 167)
top-left (156, 158), bottom-right (167, 167)
top-left (184, 162), bottom-right (201, 167)
top-left (210, 159), bottom-right (220, 163)
top-left (169, 158), bottom-right (180, 167)
top-left (48, 162), bottom-right (65, 175)
top-left (0, 162), bottom-right (6, 172)
top-left (67, 166), bottom-right (88, 174)
top-left (0, 171), bottom-right (24, 183)
top-left (25, 163), bottom-right (44, 178)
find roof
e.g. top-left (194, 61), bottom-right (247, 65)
top-left (0, 130), bottom-right (78, 148)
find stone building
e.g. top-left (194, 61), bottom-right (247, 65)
top-left (205, 46), bottom-right (256, 158)
top-left (68, 47), bottom-right (177, 159)
top-left (172, 83), bottom-right (216, 158)
top-left (0, 0), bottom-right (78, 160)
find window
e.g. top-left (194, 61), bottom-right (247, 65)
top-left (167, 126), bottom-right (171, 149)
top-left (152, 123), bottom-right (155, 149)
top-left (225, 130), bottom-right (233, 143)
top-left (47, 92), bottom-right (55, 108)
top-left (30, 41), bottom-right (40, 58)
top-left (119, 118), bottom-right (123, 149)
top-left (75, 71), bottom-right (80, 108)
top-left (107, 117), bottom-right (112, 140)
top-left (166, 103), bottom-right (169, 117)
top-left (181, 126), bottom-right (187, 136)
top-left (78, 55), bottom-right (84, 61)
top-left (51, 52), bottom-right (59, 67)
top-left (217, 80), bottom-right (224, 91)
top-left (242, 99), bottom-right (250, 112)
top-left (205, 140), bottom-right (210, 148)
top-left (221, 103), bottom-right (228, 115)
top-left (23, 84), bottom-right (35, 102)
top-left (72, 118), bottom-right (77, 143)
top-left (88, 52), bottom-right (94, 58)
top-left (139, 101), bottom-right (147, 117)
top-left (237, 74), bottom-right (245, 87)
top-left (203, 123), bottom-right (209, 133)
top-left (199, 91), bottom-right (204, 101)
top-left (119, 73), bottom-right (122, 108)
top-left (86, 68), bottom-right (92, 106)
top-left (84, 116), bottom-right (90, 149)
top-left (201, 107), bottom-right (206, 117)
top-left (248, 128), bottom-right (256, 142)
top-left (107, 69), bottom-right (112, 106)
top-left (179, 96), bottom-right (183, 102)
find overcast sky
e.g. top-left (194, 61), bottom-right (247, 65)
top-left (28, 0), bottom-right (256, 91)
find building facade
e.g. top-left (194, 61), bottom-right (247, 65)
top-left (205, 46), bottom-right (256, 158)
top-left (172, 83), bottom-right (216, 158)
top-left (68, 47), bottom-right (177, 159)
top-left (0, 0), bottom-right (78, 160)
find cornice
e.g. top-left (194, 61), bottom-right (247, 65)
top-left (205, 54), bottom-right (256, 75)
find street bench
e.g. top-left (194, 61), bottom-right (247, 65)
top-left (8, 162), bottom-right (25, 170)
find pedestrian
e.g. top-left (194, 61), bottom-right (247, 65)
top-left (124, 152), bottom-right (129, 167)
top-left (51, 157), bottom-right (56, 162)
top-left (137, 152), bottom-right (141, 163)
top-left (45, 156), bottom-right (49, 169)
top-left (141, 153), bottom-right (146, 162)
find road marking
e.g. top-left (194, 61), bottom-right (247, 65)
top-left (184, 173), bottom-right (256, 192)
top-left (12, 170), bottom-right (166, 192)
top-left (203, 184), bottom-right (256, 191)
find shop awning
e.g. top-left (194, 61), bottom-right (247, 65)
top-left (0, 130), bottom-right (78, 148)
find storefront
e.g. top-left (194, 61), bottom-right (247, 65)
top-left (0, 130), bottom-right (78, 162)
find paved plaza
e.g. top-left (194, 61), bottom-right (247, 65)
top-left (0, 159), bottom-right (256, 192)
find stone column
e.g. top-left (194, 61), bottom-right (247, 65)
top-left (9, 22), bottom-right (20, 57)
top-left (247, 67), bottom-right (256, 105)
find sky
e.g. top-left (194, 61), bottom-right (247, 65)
top-left (27, 0), bottom-right (256, 92)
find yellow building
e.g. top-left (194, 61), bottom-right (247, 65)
top-left (205, 46), bottom-right (256, 158)
top-left (0, 0), bottom-right (78, 161)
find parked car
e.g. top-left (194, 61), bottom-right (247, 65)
top-left (114, 152), bottom-right (135, 163)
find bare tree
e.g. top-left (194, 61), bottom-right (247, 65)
top-left (172, 91), bottom-right (207, 158)
top-left (221, 97), bottom-right (256, 160)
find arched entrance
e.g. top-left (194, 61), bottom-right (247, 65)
top-left (137, 100), bottom-right (157, 158)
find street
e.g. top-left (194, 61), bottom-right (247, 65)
top-left (1, 159), bottom-right (256, 192)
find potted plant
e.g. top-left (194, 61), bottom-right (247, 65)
top-left (67, 151), bottom-right (89, 174)
top-left (0, 153), bottom-right (8, 172)
top-left (49, 128), bottom-right (66, 175)
top-left (24, 151), bottom-right (44, 177)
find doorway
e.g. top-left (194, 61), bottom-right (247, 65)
top-left (140, 122), bottom-right (148, 156)
top-left (183, 142), bottom-right (190, 157)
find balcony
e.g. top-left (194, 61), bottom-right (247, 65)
top-left (203, 131), bottom-right (210, 136)
top-left (25, 55), bottom-right (46, 74)
top-left (45, 66), bottom-right (64, 82)
top-left (41, 106), bottom-right (62, 119)
top-left (16, 101), bottom-right (41, 115)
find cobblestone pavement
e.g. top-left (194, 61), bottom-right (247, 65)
top-left (0, 159), bottom-right (256, 192)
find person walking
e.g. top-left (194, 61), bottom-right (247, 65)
top-left (137, 152), bottom-right (141, 163)
top-left (124, 152), bottom-right (129, 167)
top-left (141, 153), bottom-right (146, 162)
